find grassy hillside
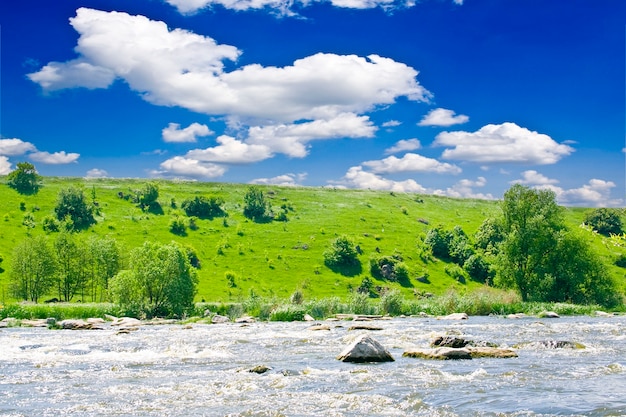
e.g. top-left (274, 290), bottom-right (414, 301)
top-left (0, 176), bottom-right (624, 304)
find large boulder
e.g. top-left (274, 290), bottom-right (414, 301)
top-left (337, 334), bottom-right (395, 363)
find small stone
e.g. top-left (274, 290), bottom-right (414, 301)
top-left (248, 365), bottom-right (272, 374)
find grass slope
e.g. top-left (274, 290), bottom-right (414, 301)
top-left (0, 177), bottom-right (624, 304)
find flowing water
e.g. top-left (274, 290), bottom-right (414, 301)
top-left (1, 315), bottom-right (625, 416)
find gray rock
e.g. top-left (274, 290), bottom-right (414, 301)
top-left (431, 336), bottom-right (497, 348)
top-left (248, 365), bottom-right (272, 374)
top-left (437, 313), bottom-right (469, 320)
top-left (538, 311), bottom-right (560, 318)
top-left (309, 324), bottom-right (331, 331)
top-left (348, 324), bottom-right (383, 331)
top-left (211, 315), bottom-right (230, 324)
top-left (337, 334), bottom-right (395, 363)
top-left (59, 319), bottom-right (97, 330)
top-left (403, 346), bottom-right (517, 360)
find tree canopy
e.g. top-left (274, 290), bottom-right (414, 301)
top-left (7, 162), bottom-right (42, 194)
top-left (54, 187), bottom-right (96, 230)
top-left (493, 184), bottom-right (620, 307)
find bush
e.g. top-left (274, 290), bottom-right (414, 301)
top-left (463, 254), bottom-right (493, 283)
top-left (55, 187), bottom-right (95, 230)
top-left (270, 305), bottom-right (307, 321)
top-left (323, 235), bottom-right (361, 275)
top-left (369, 254), bottom-right (410, 285)
top-left (169, 215), bottom-right (187, 235)
top-left (378, 289), bottom-right (404, 316)
top-left (7, 162), bottom-right (42, 194)
top-left (243, 186), bottom-right (271, 222)
top-left (181, 196), bottom-right (225, 219)
top-left (137, 183), bottom-right (159, 210)
top-left (584, 208), bottom-right (623, 236)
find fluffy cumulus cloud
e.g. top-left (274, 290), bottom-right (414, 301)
top-left (163, 0), bottom-right (457, 14)
top-left (384, 138), bottom-right (421, 154)
top-left (247, 113), bottom-right (376, 158)
top-left (28, 8), bottom-right (429, 125)
top-left (434, 177), bottom-right (494, 200)
top-left (186, 135), bottom-right (273, 164)
top-left (0, 156), bottom-right (11, 175)
top-left (512, 170), bottom-right (620, 207)
top-left (162, 122), bottom-right (213, 143)
top-left (85, 168), bottom-right (108, 178)
top-left (418, 108), bottom-right (469, 127)
top-left (250, 173), bottom-right (307, 186)
top-left (335, 166), bottom-right (428, 193)
top-left (158, 156), bottom-right (227, 178)
top-left (363, 153), bottom-right (461, 174)
top-left (434, 122), bottom-right (574, 164)
top-left (0, 138), bottom-right (37, 156)
top-left (29, 151), bottom-right (80, 164)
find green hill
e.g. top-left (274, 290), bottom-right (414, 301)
top-left (1, 176), bottom-right (624, 304)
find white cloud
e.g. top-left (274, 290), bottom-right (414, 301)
top-left (28, 9), bottom-right (430, 125)
top-left (0, 156), bottom-right (11, 175)
top-left (250, 173), bottom-right (307, 186)
top-left (434, 177), bottom-right (494, 200)
top-left (382, 120), bottom-right (402, 128)
top-left (335, 165), bottom-right (428, 193)
top-left (247, 113), bottom-right (376, 158)
top-left (29, 151), bottom-right (80, 164)
top-left (513, 170), bottom-right (560, 186)
top-left (164, 0), bottom-right (430, 14)
top-left (162, 122), bottom-right (213, 143)
top-left (186, 135), bottom-right (273, 164)
top-left (434, 122), bottom-right (574, 164)
top-left (418, 108), bottom-right (468, 127)
top-left (363, 153), bottom-right (462, 174)
top-left (0, 138), bottom-right (37, 156)
top-left (384, 138), bottom-right (421, 154)
top-left (85, 168), bottom-right (108, 178)
top-left (159, 156), bottom-right (226, 178)
top-left (27, 59), bottom-right (115, 91)
top-left (510, 171), bottom-right (621, 207)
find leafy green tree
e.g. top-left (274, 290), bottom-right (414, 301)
top-left (584, 208), bottom-right (623, 236)
top-left (54, 231), bottom-right (88, 302)
top-left (54, 187), bottom-right (95, 230)
top-left (494, 184), bottom-right (620, 306)
top-left (463, 254), bottom-right (493, 283)
top-left (109, 241), bottom-right (197, 318)
top-left (181, 195), bottom-right (225, 219)
top-left (85, 236), bottom-right (122, 302)
top-left (474, 217), bottom-right (505, 252)
top-left (10, 235), bottom-right (57, 302)
top-left (243, 186), bottom-right (270, 222)
top-left (7, 162), bottom-right (42, 194)
top-left (324, 235), bottom-right (361, 275)
top-left (424, 225), bottom-right (472, 265)
top-left (137, 182), bottom-right (160, 210)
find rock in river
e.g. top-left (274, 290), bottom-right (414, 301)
top-left (403, 346), bottom-right (517, 360)
top-left (337, 334), bottom-right (394, 363)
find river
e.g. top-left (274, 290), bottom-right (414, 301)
top-left (1, 315), bottom-right (625, 416)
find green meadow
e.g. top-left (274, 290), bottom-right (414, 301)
top-left (1, 176), bottom-right (624, 307)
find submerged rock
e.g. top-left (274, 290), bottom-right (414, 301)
top-left (59, 319), bottom-right (100, 330)
top-left (403, 346), bottom-right (517, 360)
top-left (337, 334), bottom-right (395, 363)
top-left (348, 324), bottom-right (383, 331)
top-left (515, 340), bottom-right (585, 349)
top-left (235, 316), bottom-right (256, 324)
top-left (431, 336), bottom-right (497, 348)
top-left (309, 324), bottom-right (331, 331)
top-left (248, 365), bottom-right (272, 374)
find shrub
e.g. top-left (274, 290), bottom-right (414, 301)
top-left (7, 162), bottom-right (42, 194)
top-left (243, 186), bottom-right (271, 222)
top-left (369, 254), bottom-right (410, 285)
top-left (169, 215), bottom-right (187, 235)
top-left (290, 289), bottom-right (304, 305)
top-left (323, 235), bottom-right (360, 268)
top-left (42, 215), bottom-right (60, 233)
top-left (270, 304), bottom-right (307, 321)
top-left (379, 289), bottom-right (404, 316)
top-left (225, 271), bottom-right (237, 288)
top-left (55, 187), bottom-right (95, 230)
top-left (181, 196), bottom-right (225, 219)
top-left (463, 254), bottom-right (493, 283)
top-left (584, 208), bottom-right (624, 236)
top-left (137, 182), bottom-right (159, 210)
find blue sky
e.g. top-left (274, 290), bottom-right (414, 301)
top-left (0, 0), bottom-right (624, 206)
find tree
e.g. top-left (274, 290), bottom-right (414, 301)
top-left (54, 231), bottom-right (88, 302)
top-left (137, 182), bottom-right (160, 211)
top-left (494, 184), bottom-right (620, 306)
top-left (7, 162), bottom-right (42, 194)
top-left (181, 195), bottom-right (225, 219)
top-left (54, 187), bottom-right (95, 230)
top-left (109, 241), bottom-right (197, 318)
top-left (584, 208), bottom-right (623, 236)
top-left (324, 235), bottom-right (361, 275)
top-left (10, 236), bottom-right (57, 302)
top-left (243, 186), bottom-right (270, 222)
top-left (85, 236), bottom-right (121, 302)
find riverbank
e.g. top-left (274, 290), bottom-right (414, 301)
top-left (1, 290), bottom-right (623, 325)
